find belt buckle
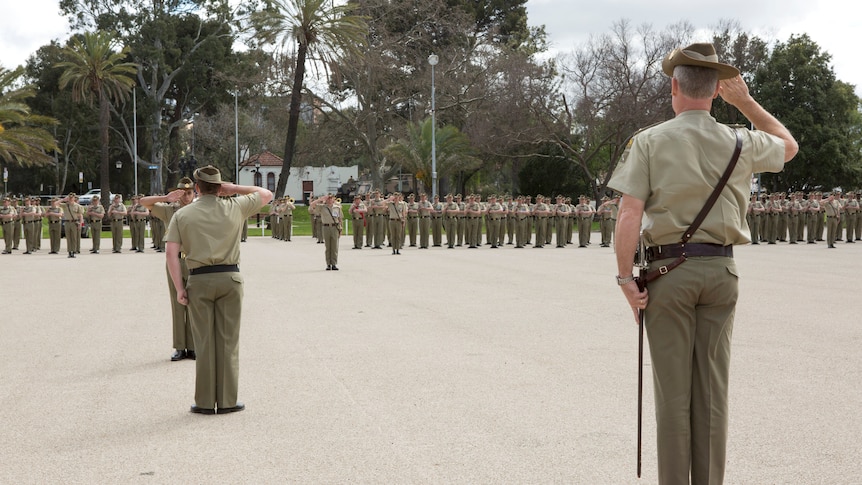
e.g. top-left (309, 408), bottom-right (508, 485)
top-left (659, 266), bottom-right (669, 275)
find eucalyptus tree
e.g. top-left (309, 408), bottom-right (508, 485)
top-left (254, 0), bottom-right (368, 198)
top-left (58, 31), bottom-right (137, 205)
top-left (548, 20), bottom-right (688, 199)
top-left (61, 0), bottom-right (247, 191)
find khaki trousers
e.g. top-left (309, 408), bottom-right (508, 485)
top-left (48, 221), bottom-right (62, 252)
top-left (90, 220), bottom-right (102, 251)
top-left (111, 220), bottom-right (124, 251)
top-left (65, 221), bottom-right (81, 253)
top-left (323, 225), bottom-right (339, 265)
top-left (166, 261), bottom-right (193, 351)
top-left (645, 256), bottom-right (738, 485)
top-left (187, 271), bottom-right (243, 409)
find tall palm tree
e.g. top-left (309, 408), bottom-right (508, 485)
top-left (0, 65), bottom-right (59, 170)
top-left (258, 0), bottom-right (367, 198)
top-left (383, 118), bottom-right (481, 193)
top-left (57, 31), bottom-right (137, 203)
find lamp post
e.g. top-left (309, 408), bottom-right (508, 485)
top-left (428, 54), bottom-right (438, 199)
top-left (234, 87), bottom-right (239, 183)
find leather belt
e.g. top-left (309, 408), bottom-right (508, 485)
top-left (646, 243), bottom-right (733, 263)
top-left (189, 264), bottom-right (239, 276)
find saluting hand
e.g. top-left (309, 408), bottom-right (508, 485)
top-left (717, 75), bottom-right (752, 108)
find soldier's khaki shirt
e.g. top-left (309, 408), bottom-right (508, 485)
top-left (166, 193), bottom-right (260, 271)
top-left (608, 110), bottom-right (785, 246)
top-left (107, 203), bottom-right (127, 220)
top-left (60, 202), bottom-right (85, 222)
top-left (149, 202), bottom-right (182, 224)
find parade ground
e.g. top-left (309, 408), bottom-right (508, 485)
top-left (2, 234), bottom-right (860, 484)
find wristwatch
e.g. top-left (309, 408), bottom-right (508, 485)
top-left (616, 274), bottom-right (635, 286)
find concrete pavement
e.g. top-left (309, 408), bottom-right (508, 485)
top-left (1, 236), bottom-right (860, 484)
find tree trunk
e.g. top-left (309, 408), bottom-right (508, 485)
top-left (99, 93), bottom-right (111, 209)
top-left (275, 41), bottom-right (309, 199)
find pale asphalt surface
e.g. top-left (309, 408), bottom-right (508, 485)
top-left (1, 233), bottom-right (859, 484)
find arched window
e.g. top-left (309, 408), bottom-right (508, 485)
top-left (267, 172), bottom-right (276, 191)
top-left (254, 171), bottom-right (262, 187)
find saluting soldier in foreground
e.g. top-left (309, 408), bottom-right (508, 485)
top-left (166, 165), bottom-right (272, 415)
top-left (610, 43), bottom-right (797, 484)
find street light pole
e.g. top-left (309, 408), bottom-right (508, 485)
top-left (428, 54), bottom-right (438, 199)
top-left (234, 87), bottom-right (239, 183)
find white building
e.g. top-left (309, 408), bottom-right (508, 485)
top-left (237, 151), bottom-right (359, 204)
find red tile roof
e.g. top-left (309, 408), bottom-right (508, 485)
top-left (240, 150), bottom-right (283, 168)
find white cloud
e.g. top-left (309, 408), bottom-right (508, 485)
top-left (0, 0), bottom-right (68, 69)
top-left (526, 0), bottom-right (862, 90)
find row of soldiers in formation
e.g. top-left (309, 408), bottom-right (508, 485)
top-left (0, 193), bottom-right (159, 257)
top-left (747, 191), bottom-right (862, 248)
top-left (272, 191), bottom-right (621, 251)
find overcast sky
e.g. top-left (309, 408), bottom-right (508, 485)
top-left (1, 0), bottom-right (860, 90)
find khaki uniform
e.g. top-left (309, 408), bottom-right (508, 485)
top-left (431, 199), bottom-right (444, 247)
top-left (166, 191), bottom-right (262, 411)
top-left (443, 199), bottom-right (459, 248)
top-left (313, 200), bottom-right (343, 267)
top-left (348, 201), bottom-right (366, 249)
top-left (609, 111), bottom-right (786, 484)
top-left (575, 201), bottom-right (594, 247)
top-left (824, 198), bottom-right (841, 248)
top-left (60, 199), bottom-right (85, 256)
top-left (406, 199), bottom-right (419, 247)
top-left (0, 203), bottom-right (17, 253)
top-left (87, 203), bottom-right (105, 252)
top-left (417, 199), bottom-right (433, 248)
top-left (107, 201), bottom-right (127, 252)
top-left (387, 199), bottom-right (406, 253)
top-left (151, 201), bottom-right (193, 353)
top-left (45, 204), bottom-right (64, 253)
top-left (129, 203), bottom-right (148, 252)
top-left (20, 203), bottom-right (39, 254)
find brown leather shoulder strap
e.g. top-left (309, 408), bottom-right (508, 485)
top-left (682, 129), bottom-right (742, 243)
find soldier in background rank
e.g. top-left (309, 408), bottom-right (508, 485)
top-left (348, 195), bottom-right (366, 249)
top-left (129, 195), bottom-right (149, 252)
top-left (442, 194), bottom-right (459, 248)
top-left (0, 197), bottom-right (16, 253)
top-left (575, 195), bottom-right (594, 247)
top-left (45, 198), bottom-right (64, 253)
top-left (455, 194), bottom-right (466, 246)
top-left (387, 192), bottom-right (406, 254)
top-left (30, 196), bottom-right (44, 251)
top-left (823, 192), bottom-right (841, 248)
top-left (787, 193), bottom-right (803, 244)
top-left (485, 195), bottom-right (504, 248)
top-left (107, 194), bottom-right (127, 253)
top-left (844, 192), bottom-right (859, 242)
top-left (281, 197), bottom-right (296, 241)
top-left (19, 197), bottom-right (38, 254)
top-left (60, 193), bottom-right (85, 258)
top-left (406, 193), bottom-right (419, 247)
top-left (431, 194), bottom-right (444, 247)
top-left (806, 193), bottom-right (820, 244)
top-left (554, 195), bottom-right (570, 248)
top-left (417, 193), bottom-right (433, 249)
top-left (11, 197), bottom-right (22, 250)
top-left (86, 195), bottom-right (105, 253)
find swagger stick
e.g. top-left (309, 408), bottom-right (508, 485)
top-left (636, 237), bottom-right (647, 478)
